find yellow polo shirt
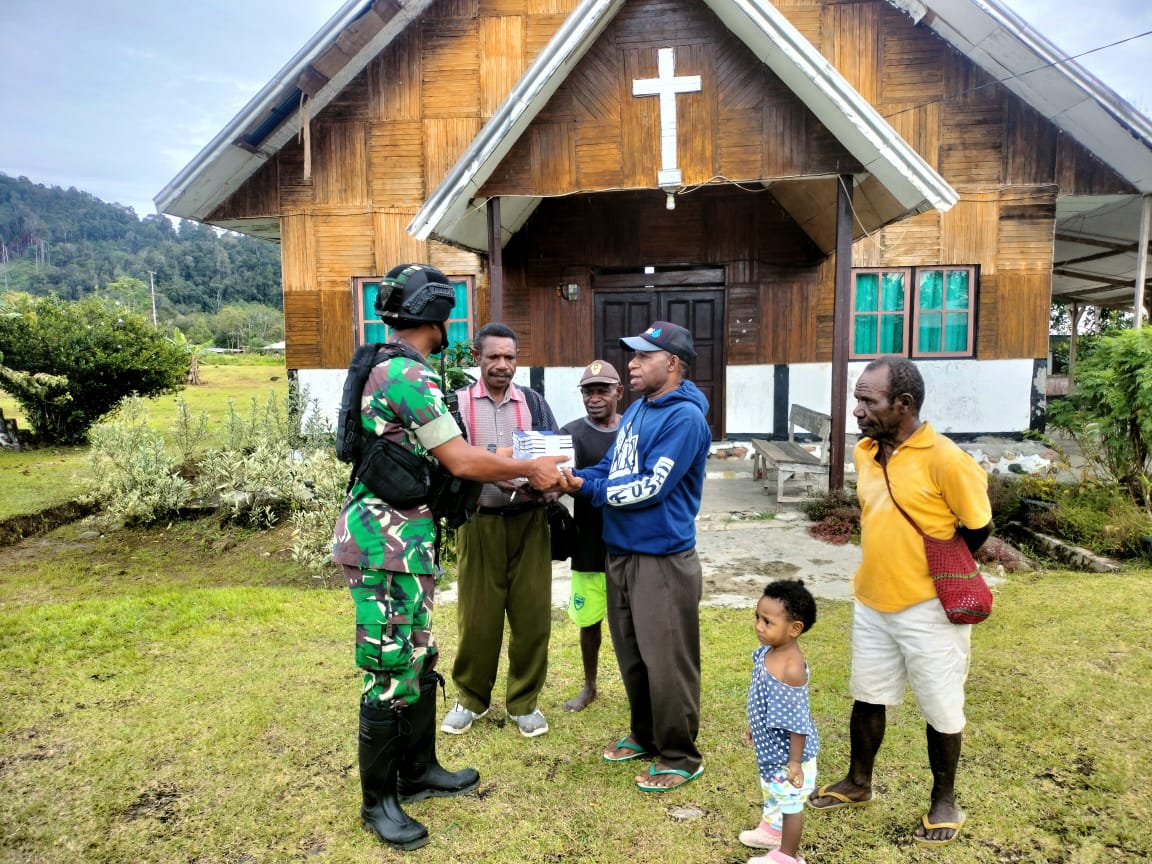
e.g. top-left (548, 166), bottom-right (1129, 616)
top-left (853, 422), bottom-right (991, 612)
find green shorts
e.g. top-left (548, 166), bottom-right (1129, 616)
top-left (568, 570), bottom-right (606, 628)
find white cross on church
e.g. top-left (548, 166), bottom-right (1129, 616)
top-left (632, 47), bottom-right (702, 188)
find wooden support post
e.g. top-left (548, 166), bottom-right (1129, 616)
top-left (487, 198), bottom-right (504, 323)
top-left (1134, 194), bottom-right (1151, 327)
top-left (1068, 301), bottom-right (1080, 386)
top-left (829, 175), bottom-right (853, 492)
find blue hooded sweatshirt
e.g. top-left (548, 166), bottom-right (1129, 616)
top-left (573, 380), bottom-right (711, 555)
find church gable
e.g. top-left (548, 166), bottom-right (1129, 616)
top-left (480, 0), bottom-right (861, 197)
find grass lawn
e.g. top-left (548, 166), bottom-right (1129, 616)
top-left (1, 511), bottom-right (1150, 863)
top-left (3, 363), bottom-right (1151, 862)
top-left (0, 358), bottom-right (288, 438)
top-left (0, 362), bottom-right (288, 520)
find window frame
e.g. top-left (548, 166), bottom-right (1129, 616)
top-left (351, 274), bottom-right (475, 348)
top-left (848, 265), bottom-right (977, 360)
top-left (849, 267), bottom-right (912, 360)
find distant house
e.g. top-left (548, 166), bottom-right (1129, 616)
top-left (157, 0), bottom-right (1152, 456)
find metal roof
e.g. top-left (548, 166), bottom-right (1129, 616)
top-left (154, 0), bottom-right (437, 223)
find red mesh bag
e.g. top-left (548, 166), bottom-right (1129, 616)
top-left (883, 462), bottom-right (993, 625)
top-left (922, 534), bottom-right (993, 624)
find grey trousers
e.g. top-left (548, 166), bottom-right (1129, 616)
top-left (606, 549), bottom-right (703, 772)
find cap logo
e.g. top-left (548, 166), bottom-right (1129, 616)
top-left (647, 327), bottom-right (662, 338)
top-left (589, 361), bottom-right (602, 374)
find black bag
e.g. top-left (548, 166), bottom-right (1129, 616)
top-left (337, 342), bottom-right (481, 522)
top-left (546, 501), bottom-right (580, 562)
top-left (521, 386), bottom-right (575, 559)
top-left (356, 435), bottom-right (432, 509)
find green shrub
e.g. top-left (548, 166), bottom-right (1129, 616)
top-left (0, 294), bottom-right (188, 444)
top-left (1033, 481), bottom-right (1152, 557)
top-left (87, 398), bottom-right (192, 526)
top-left (1047, 326), bottom-right (1152, 508)
top-left (84, 386), bottom-right (347, 578)
top-left (986, 474), bottom-right (1023, 526)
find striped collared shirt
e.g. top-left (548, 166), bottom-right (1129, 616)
top-left (455, 379), bottom-right (534, 508)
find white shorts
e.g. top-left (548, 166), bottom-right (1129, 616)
top-left (849, 599), bottom-right (971, 734)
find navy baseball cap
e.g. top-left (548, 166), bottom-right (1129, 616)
top-left (619, 321), bottom-right (696, 363)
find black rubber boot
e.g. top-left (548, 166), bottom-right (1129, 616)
top-left (398, 672), bottom-right (481, 804)
top-left (357, 703), bottom-right (429, 851)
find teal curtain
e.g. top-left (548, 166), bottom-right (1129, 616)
top-left (917, 270), bottom-right (970, 353)
top-left (854, 316), bottom-right (877, 354)
top-left (918, 314), bottom-right (941, 352)
top-left (853, 271), bottom-right (905, 355)
top-left (880, 314), bottom-right (904, 353)
top-left (881, 272), bottom-right (905, 311)
top-left (855, 273), bottom-right (878, 312)
top-left (918, 270), bottom-right (943, 310)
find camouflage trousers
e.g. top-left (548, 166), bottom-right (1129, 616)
top-left (343, 565), bottom-right (438, 708)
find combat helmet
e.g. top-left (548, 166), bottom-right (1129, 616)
top-left (376, 264), bottom-right (456, 352)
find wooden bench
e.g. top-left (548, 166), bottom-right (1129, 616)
top-left (750, 405), bottom-right (832, 511)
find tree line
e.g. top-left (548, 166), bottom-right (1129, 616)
top-left (0, 173), bottom-right (283, 348)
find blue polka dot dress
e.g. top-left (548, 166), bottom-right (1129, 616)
top-left (747, 644), bottom-right (819, 777)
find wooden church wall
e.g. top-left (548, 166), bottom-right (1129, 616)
top-left (480, 0), bottom-right (862, 199)
top-left (794, 0), bottom-right (1136, 362)
top-left (205, 0), bottom-right (1139, 372)
top-left (502, 186), bottom-right (826, 367)
top-left (208, 0), bottom-right (588, 369)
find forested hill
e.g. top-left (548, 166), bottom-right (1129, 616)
top-left (0, 173), bottom-right (282, 315)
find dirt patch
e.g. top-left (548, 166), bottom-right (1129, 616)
top-left (123, 782), bottom-right (181, 823)
top-left (0, 500), bottom-right (99, 549)
top-left (704, 556), bottom-right (801, 597)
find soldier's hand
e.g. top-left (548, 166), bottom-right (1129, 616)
top-left (525, 455), bottom-right (569, 490)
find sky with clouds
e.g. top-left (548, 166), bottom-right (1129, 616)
top-left (1, 0), bottom-right (1149, 219)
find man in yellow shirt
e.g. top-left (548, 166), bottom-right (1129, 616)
top-left (807, 358), bottom-right (991, 848)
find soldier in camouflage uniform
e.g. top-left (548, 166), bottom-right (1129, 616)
top-left (331, 263), bottom-right (567, 852)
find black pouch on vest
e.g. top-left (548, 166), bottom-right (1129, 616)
top-left (356, 435), bottom-right (431, 509)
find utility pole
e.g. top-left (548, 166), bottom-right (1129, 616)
top-left (149, 271), bottom-right (158, 327)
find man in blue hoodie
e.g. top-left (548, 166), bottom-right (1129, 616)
top-left (559, 321), bottom-right (712, 792)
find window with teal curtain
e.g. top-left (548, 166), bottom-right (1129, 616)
top-left (916, 269), bottom-right (970, 354)
top-left (851, 270), bottom-right (906, 357)
top-left (444, 280), bottom-right (472, 347)
top-left (354, 276), bottom-right (473, 348)
top-left (851, 266), bottom-right (974, 358)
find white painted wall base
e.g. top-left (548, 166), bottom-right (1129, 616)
top-left (299, 357), bottom-right (1037, 438)
top-left (726, 359), bottom-right (1035, 437)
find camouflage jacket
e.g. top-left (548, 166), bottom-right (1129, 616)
top-left (332, 352), bottom-right (461, 573)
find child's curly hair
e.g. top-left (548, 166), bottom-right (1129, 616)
top-left (762, 579), bottom-right (817, 633)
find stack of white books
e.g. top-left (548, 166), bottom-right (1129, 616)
top-left (512, 430), bottom-right (575, 463)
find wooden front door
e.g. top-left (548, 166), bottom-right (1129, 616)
top-left (593, 269), bottom-right (725, 439)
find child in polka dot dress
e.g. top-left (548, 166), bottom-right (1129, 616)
top-left (740, 579), bottom-right (819, 864)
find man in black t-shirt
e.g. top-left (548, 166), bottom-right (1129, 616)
top-left (559, 359), bottom-right (623, 712)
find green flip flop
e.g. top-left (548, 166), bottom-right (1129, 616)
top-left (635, 763), bottom-right (704, 792)
top-left (603, 737), bottom-right (654, 762)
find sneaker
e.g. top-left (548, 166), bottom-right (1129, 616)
top-left (748, 852), bottom-right (804, 864)
top-left (440, 702), bottom-right (488, 735)
top-left (508, 707), bottom-right (549, 738)
top-left (739, 825), bottom-right (782, 850)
